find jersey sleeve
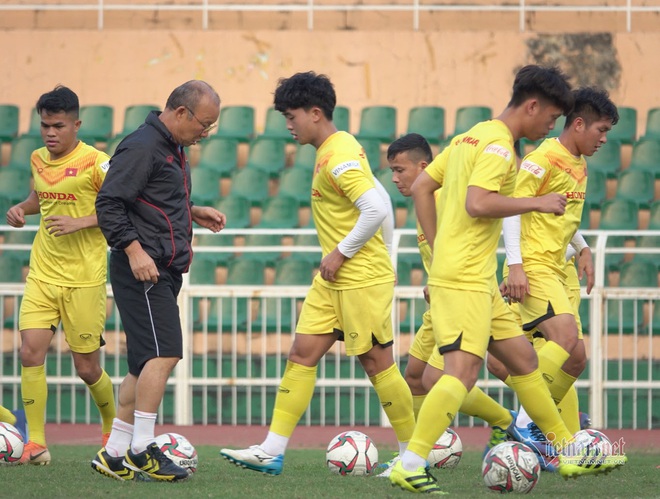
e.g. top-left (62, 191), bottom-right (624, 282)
top-left (92, 151), bottom-right (111, 192)
top-left (512, 156), bottom-right (550, 198)
top-left (469, 141), bottom-right (515, 192)
top-left (326, 157), bottom-right (374, 204)
top-left (425, 146), bottom-right (449, 186)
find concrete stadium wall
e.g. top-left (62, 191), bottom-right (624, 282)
top-left (1, 29), bottom-right (659, 136)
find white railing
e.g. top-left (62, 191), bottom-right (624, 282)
top-left (0, 1), bottom-right (659, 31)
top-left (0, 227), bottom-right (659, 429)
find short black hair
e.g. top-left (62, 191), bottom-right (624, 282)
top-left (36, 85), bottom-right (79, 118)
top-left (387, 133), bottom-right (433, 163)
top-left (273, 71), bottom-right (336, 121)
top-left (508, 65), bottom-right (574, 115)
top-left (564, 87), bottom-right (619, 128)
top-left (165, 80), bottom-right (220, 111)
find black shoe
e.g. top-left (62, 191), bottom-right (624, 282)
top-left (92, 448), bottom-right (141, 481)
top-left (123, 443), bottom-right (189, 482)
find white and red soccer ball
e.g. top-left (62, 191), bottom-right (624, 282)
top-left (326, 430), bottom-right (378, 476)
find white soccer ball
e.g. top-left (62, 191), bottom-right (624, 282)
top-left (154, 433), bottom-right (198, 474)
top-left (0, 422), bottom-right (24, 465)
top-left (567, 429), bottom-right (613, 461)
top-left (326, 430), bottom-right (379, 476)
top-left (427, 428), bottom-right (463, 469)
top-left (482, 441), bottom-right (540, 494)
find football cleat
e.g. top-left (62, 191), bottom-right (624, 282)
top-left (558, 451), bottom-right (627, 479)
top-left (483, 410), bottom-right (515, 458)
top-left (19, 441), bottom-right (51, 466)
top-left (123, 443), bottom-right (189, 481)
top-left (389, 460), bottom-right (447, 494)
top-left (376, 453), bottom-right (400, 478)
top-left (507, 421), bottom-right (558, 472)
top-left (220, 445), bottom-right (284, 475)
top-left (91, 448), bottom-right (142, 481)
top-left (579, 412), bottom-right (592, 430)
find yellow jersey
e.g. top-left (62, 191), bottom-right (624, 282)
top-left (514, 138), bottom-right (587, 279)
top-left (416, 189), bottom-right (442, 275)
top-left (29, 141), bottom-right (109, 286)
top-left (311, 131), bottom-right (394, 290)
top-left (425, 120), bottom-right (517, 292)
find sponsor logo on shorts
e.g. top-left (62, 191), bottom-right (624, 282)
top-left (520, 160), bottom-right (545, 178)
top-left (331, 160), bottom-right (360, 179)
top-left (484, 144), bottom-right (512, 160)
top-left (79, 333), bottom-right (92, 340)
top-left (349, 332), bottom-right (358, 340)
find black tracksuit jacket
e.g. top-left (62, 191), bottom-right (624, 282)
top-left (95, 111), bottom-right (194, 274)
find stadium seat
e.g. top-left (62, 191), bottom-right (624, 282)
top-left (190, 168), bottom-right (222, 205)
top-left (578, 299), bottom-right (590, 335)
top-left (649, 201), bottom-right (660, 230)
top-left (194, 233), bottom-right (236, 267)
top-left (244, 137), bottom-right (287, 178)
top-left (105, 135), bottom-right (124, 156)
top-left (358, 137), bottom-right (382, 172)
top-left (375, 168), bottom-right (408, 208)
top-left (395, 259), bottom-right (412, 286)
top-left (119, 104), bottom-right (159, 137)
top-left (0, 252), bottom-right (24, 283)
top-left (579, 203), bottom-right (591, 230)
top-left (241, 233), bottom-right (283, 267)
top-left (291, 232), bottom-right (321, 267)
top-left (78, 105), bottom-right (114, 142)
top-left (334, 105), bottom-right (350, 133)
top-left (260, 107), bottom-right (293, 142)
top-left (356, 106), bottom-right (397, 143)
top-left (452, 106), bottom-right (492, 137)
top-left (586, 138), bottom-right (621, 178)
top-left (608, 106), bottom-right (637, 145)
top-left (0, 168), bottom-right (32, 203)
top-left (7, 135), bottom-right (41, 170)
top-left (3, 229), bottom-right (35, 266)
top-left (228, 167), bottom-right (269, 207)
top-left (215, 105), bottom-right (255, 143)
top-left (197, 137), bottom-right (239, 177)
top-left (628, 139), bottom-right (660, 178)
top-left (635, 234), bottom-right (660, 270)
top-left (189, 257), bottom-right (220, 285)
top-left (291, 143), bottom-right (317, 171)
top-left (642, 107), bottom-right (660, 141)
top-left (278, 167), bottom-right (313, 206)
top-left (23, 111), bottom-right (41, 138)
top-left (400, 297), bottom-right (428, 334)
top-left (615, 168), bottom-right (655, 209)
top-left (606, 260), bottom-right (656, 333)
top-left (398, 233), bottom-right (423, 269)
top-left (256, 195), bottom-right (300, 228)
top-left (598, 198), bottom-right (639, 270)
top-left (214, 195), bottom-right (250, 229)
top-left (404, 201), bottom-right (417, 228)
top-left (0, 104), bottom-right (19, 143)
top-left (585, 169), bottom-right (607, 209)
top-left (405, 106), bottom-right (445, 144)
top-left (274, 257), bottom-right (314, 286)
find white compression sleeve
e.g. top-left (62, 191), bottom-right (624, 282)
top-left (337, 188), bottom-right (387, 258)
top-left (373, 178), bottom-right (394, 255)
top-left (502, 215), bottom-right (522, 266)
top-left (570, 231), bottom-right (589, 255)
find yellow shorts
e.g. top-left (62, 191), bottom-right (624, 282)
top-left (427, 347), bottom-right (445, 371)
top-left (19, 276), bottom-right (106, 354)
top-left (568, 286), bottom-right (583, 338)
top-left (519, 271), bottom-right (581, 339)
top-left (296, 280), bottom-right (394, 356)
top-left (429, 279), bottom-right (522, 360)
top-left (408, 309), bottom-right (435, 363)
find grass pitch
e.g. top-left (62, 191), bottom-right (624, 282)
top-left (0, 445), bottom-right (657, 498)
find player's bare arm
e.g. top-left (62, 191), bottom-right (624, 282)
top-left (44, 214), bottom-right (98, 237)
top-left (124, 239), bottom-right (159, 284)
top-left (411, 171), bottom-right (440, 251)
top-left (319, 247), bottom-right (347, 282)
top-left (191, 205), bottom-right (227, 233)
top-left (465, 186), bottom-right (567, 218)
top-left (6, 191), bottom-right (40, 227)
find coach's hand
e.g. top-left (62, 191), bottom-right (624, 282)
top-left (320, 247), bottom-right (347, 282)
top-left (125, 240), bottom-right (160, 284)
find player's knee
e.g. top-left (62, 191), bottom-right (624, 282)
top-left (74, 360), bottom-right (102, 384)
top-left (404, 370), bottom-right (423, 394)
top-left (486, 355), bottom-right (509, 382)
top-left (19, 343), bottom-right (47, 366)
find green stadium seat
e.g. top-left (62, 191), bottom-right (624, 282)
top-left (635, 235), bottom-right (660, 270)
top-left (642, 107), bottom-right (660, 141)
top-left (256, 195), bottom-right (300, 228)
top-left (241, 233), bottom-right (283, 267)
top-left (334, 105), bottom-right (350, 133)
top-left (547, 115), bottom-right (567, 138)
top-left (404, 201), bottom-right (417, 229)
top-left (215, 105), bottom-right (255, 143)
top-left (608, 106), bottom-right (637, 145)
top-left (0, 168), bottom-right (31, 203)
top-left (292, 143), bottom-right (317, 171)
top-left (628, 139), bottom-right (660, 178)
top-left (356, 106), bottom-right (397, 143)
top-left (7, 136), bottom-right (41, 170)
top-left (358, 137), bottom-right (382, 172)
top-left (194, 233), bottom-right (235, 267)
top-left (586, 139), bottom-right (621, 178)
top-left (189, 257), bottom-right (219, 285)
top-left (585, 170), bottom-right (607, 209)
top-left (0, 104), bottom-right (19, 143)
top-left (214, 195), bottom-right (250, 229)
top-left (649, 201), bottom-right (660, 230)
top-left (260, 107), bottom-right (293, 142)
top-left (197, 137), bottom-right (239, 177)
top-left (228, 167), bottom-right (269, 207)
top-left (78, 105), bottom-right (114, 142)
top-left (244, 137), bottom-right (287, 178)
top-left (375, 168), bottom-right (408, 208)
top-left (190, 168), bottom-right (222, 205)
top-left (395, 259), bottom-right (412, 286)
top-left (291, 232), bottom-right (321, 267)
top-left (23, 110), bottom-right (42, 138)
top-left (119, 104), bottom-right (159, 137)
top-left (3, 229), bottom-right (35, 266)
top-left (405, 106), bottom-right (445, 144)
top-left (578, 299), bottom-right (590, 335)
top-left (615, 168), bottom-right (655, 209)
top-left (579, 203), bottom-right (591, 230)
top-left (0, 253), bottom-right (24, 283)
top-left (398, 233), bottom-right (423, 270)
top-left (278, 167), bottom-right (313, 206)
top-left (105, 135), bottom-right (124, 156)
top-left (598, 198), bottom-right (639, 231)
top-left (452, 106), bottom-right (492, 137)
top-left (606, 260), bottom-right (656, 333)
top-left (400, 297), bottom-right (428, 334)
top-left (274, 257), bottom-right (314, 286)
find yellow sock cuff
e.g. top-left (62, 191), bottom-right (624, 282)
top-left (270, 361), bottom-right (317, 438)
top-left (22, 364), bottom-right (46, 379)
top-left (368, 363), bottom-right (398, 384)
top-left (503, 375), bottom-right (513, 389)
top-left (412, 394), bottom-right (426, 420)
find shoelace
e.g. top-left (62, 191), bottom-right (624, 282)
top-left (529, 423), bottom-right (548, 442)
top-left (148, 445), bottom-right (177, 467)
top-left (489, 427), bottom-right (508, 446)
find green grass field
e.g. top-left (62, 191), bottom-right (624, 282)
top-left (0, 446), bottom-right (657, 498)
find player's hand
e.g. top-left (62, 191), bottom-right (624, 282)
top-left (125, 242), bottom-right (160, 284)
top-left (499, 279), bottom-right (509, 298)
top-left (423, 285), bottom-right (430, 304)
top-left (192, 206), bottom-right (226, 233)
top-left (6, 205), bottom-right (26, 228)
top-left (44, 215), bottom-right (85, 236)
top-left (577, 247), bottom-right (595, 294)
top-left (319, 247), bottom-right (347, 282)
top-left (536, 193), bottom-right (567, 215)
top-left (506, 264), bottom-right (529, 303)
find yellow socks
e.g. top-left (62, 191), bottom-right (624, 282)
top-left (21, 364), bottom-right (47, 446)
top-left (0, 406), bottom-right (16, 425)
top-left (557, 377), bottom-right (580, 434)
top-left (460, 386), bottom-right (512, 428)
top-left (86, 370), bottom-right (116, 434)
top-left (412, 394), bottom-right (426, 421)
top-left (536, 341), bottom-right (571, 404)
top-left (270, 361), bottom-right (317, 438)
top-left (370, 364), bottom-right (415, 444)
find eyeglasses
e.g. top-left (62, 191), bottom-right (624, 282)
top-left (185, 107), bottom-right (217, 133)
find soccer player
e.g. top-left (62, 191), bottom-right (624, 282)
top-left (390, 66), bottom-right (624, 494)
top-left (5, 85), bottom-right (116, 465)
top-left (91, 80), bottom-right (226, 482)
top-left (0, 406), bottom-right (27, 442)
top-left (499, 86), bottom-right (619, 466)
top-left (376, 133), bottom-right (514, 477)
top-left (220, 71), bottom-right (416, 476)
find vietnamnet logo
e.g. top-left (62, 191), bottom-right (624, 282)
top-left (37, 191), bottom-right (78, 202)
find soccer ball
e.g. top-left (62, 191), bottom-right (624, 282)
top-left (568, 429), bottom-right (613, 459)
top-left (427, 428), bottom-right (463, 469)
top-left (154, 433), bottom-right (198, 474)
top-left (482, 442), bottom-right (540, 493)
top-left (326, 430), bottom-right (378, 476)
top-left (0, 422), bottom-right (24, 465)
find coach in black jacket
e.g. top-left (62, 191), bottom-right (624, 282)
top-left (92, 80), bottom-right (226, 482)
